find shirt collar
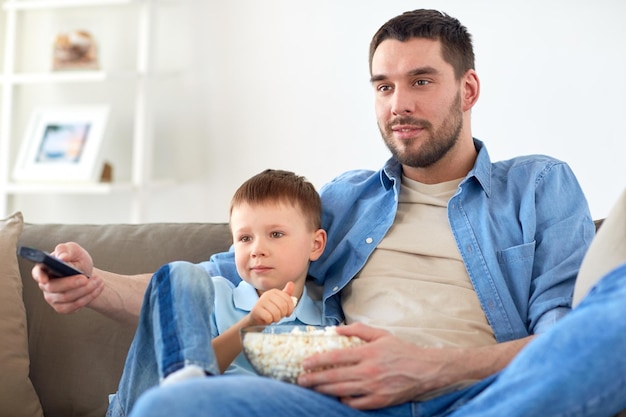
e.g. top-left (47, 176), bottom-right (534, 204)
top-left (466, 138), bottom-right (492, 197)
top-left (232, 281), bottom-right (322, 326)
top-left (379, 138), bottom-right (492, 197)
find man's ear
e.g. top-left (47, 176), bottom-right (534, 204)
top-left (462, 69), bottom-right (480, 112)
top-left (309, 229), bottom-right (327, 261)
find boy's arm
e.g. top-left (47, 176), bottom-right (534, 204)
top-left (213, 283), bottom-right (295, 373)
top-left (212, 314), bottom-right (256, 374)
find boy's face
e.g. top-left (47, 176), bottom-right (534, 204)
top-left (230, 201), bottom-right (325, 295)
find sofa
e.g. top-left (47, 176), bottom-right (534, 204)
top-left (2, 214), bottom-right (233, 417)
top-left (1, 188), bottom-right (625, 416)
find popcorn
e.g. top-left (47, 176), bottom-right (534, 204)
top-left (242, 325), bottom-right (365, 383)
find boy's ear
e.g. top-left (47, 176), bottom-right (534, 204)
top-left (309, 229), bottom-right (327, 261)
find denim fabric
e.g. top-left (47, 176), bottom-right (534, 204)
top-left (448, 262), bottom-right (626, 417)
top-left (107, 262), bottom-right (220, 417)
top-left (126, 373), bottom-right (493, 417)
top-left (108, 261), bottom-right (324, 416)
top-left (126, 263), bottom-right (626, 417)
top-left (202, 139), bottom-right (595, 342)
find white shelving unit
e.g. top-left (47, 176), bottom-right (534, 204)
top-left (0, 0), bottom-right (158, 223)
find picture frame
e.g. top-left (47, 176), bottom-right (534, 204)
top-left (13, 105), bottom-right (110, 182)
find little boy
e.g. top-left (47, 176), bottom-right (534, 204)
top-left (107, 169), bottom-right (327, 417)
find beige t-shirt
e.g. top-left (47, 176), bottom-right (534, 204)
top-left (342, 175), bottom-right (496, 348)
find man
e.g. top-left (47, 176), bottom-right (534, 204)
top-left (34, 9), bottom-right (626, 417)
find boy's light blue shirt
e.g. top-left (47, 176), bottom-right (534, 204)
top-left (210, 276), bottom-right (323, 375)
top-left (202, 139), bottom-right (595, 344)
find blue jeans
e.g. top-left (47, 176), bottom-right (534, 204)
top-left (128, 263), bottom-right (626, 417)
top-left (107, 262), bottom-right (220, 417)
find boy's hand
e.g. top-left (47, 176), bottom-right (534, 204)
top-left (248, 282), bottom-right (296, 325)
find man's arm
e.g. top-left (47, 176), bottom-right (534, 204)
top-left (298, 322), bottom-right (533, 410)
top-left (32, 242), bottom-right (151, 326)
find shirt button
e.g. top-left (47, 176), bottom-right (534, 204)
top-left (332, 286), bottom-right (339, 292)
top-left (365, 237), bottom-right (373, 244)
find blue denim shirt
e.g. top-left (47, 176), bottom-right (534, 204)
top-left (202, 139), bottom-right (595, 343)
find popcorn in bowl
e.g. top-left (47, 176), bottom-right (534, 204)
top-left (240, 325), bottom-right (365, 383)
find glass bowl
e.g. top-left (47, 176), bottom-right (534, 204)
top-left (240, 325), bottom-right (364, 383)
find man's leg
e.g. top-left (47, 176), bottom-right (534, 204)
top-left (449, 263), bottom-right (626, 417)
top-left (128, 375), bottom-right (414, 417)
top-left (108, 261), bottom-right (219, 417)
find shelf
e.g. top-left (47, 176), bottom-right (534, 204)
top-left (0, 0), bottom-right (166, 223)
top-left (5, 182), bottom-right (134, 194)
top-left (2, 0), bottom-right (136, 11)
top-left (0, 69), bottom-right (180, 85)
top-left (0, 70), bottom-right (140, 84)
top-left (5, 179), bottom-right (175, 195)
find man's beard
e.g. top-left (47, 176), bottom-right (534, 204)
top-left (380, 92), bottom-right (463, 168)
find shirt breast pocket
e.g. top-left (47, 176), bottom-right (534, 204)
top-left (497, 241), bottom-right (536, 282)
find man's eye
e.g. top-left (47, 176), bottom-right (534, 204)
top-left (377, 84), bottom-right (392, 92)
top-left (415, 79), bottom-right (430, 86)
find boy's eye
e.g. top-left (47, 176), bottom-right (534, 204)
top-left (239, 235), bottom-right (251, 242)
top-left (270, 231), bottom-right (284, 238)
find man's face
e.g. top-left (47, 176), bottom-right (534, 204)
top-left (371, 38), bottom-right (464, 169)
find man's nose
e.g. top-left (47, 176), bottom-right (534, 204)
top-left (391, 88), bottom-right (415, 115)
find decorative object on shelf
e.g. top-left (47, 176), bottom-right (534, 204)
top-left (52, 30), bottom-right (99, 71)
top-left (100, 161), bottom-right (114, 182)
top-left (13, 105), bottom-right (110, 183)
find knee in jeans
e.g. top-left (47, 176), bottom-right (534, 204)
top-left (157, 261), bottom-right (215, 298)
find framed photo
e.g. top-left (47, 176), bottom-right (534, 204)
top-left (13, 105), bottom-right (110, 182)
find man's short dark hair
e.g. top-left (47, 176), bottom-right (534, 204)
top-left (369, 9), bottom-right (475, 79)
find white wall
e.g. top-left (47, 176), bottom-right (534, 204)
top-left (3, 0), bottom-right (625, 223)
